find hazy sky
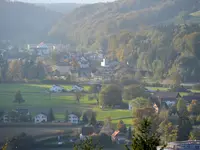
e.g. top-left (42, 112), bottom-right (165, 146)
top-left (16, 0), bottom-right (115, 4)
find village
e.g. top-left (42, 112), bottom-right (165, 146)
top-left (1, 41), bottom-right (200, 149)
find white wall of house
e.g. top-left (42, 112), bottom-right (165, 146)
top-left (129, 103), bottom-right (132, 111)
top-left (165, 101), bottom-right (176, 106)
top-left (50, 85), bottom-right (64, 92)
top-left (72, 85), bottom-right (83, 92)
top-left (34, 114), bottom-right (47, 123)
top-left (68, 114), bottom-right (79, 124)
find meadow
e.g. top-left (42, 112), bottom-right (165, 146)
top-left (0, 84), bottom-right (132, 126)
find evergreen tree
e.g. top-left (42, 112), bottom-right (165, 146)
top-left (14, 90), bottom-right (24, 104)
top-left (65, 110), bottom-right (69, 122)
top-left (126, 118), bottom-right (165, 150)
top-left (47, 108), bottom-right (55, 122)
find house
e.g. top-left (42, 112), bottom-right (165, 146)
top-left (183, 93), bottom-right (200, 103)
top-left (15, 108), bottom-right (29, 115)
top-left (34, 113), bottom-right (47, 123)
top-left (152, 92), bottom-right (181, 106)
top-left (161, 140), bottom-right (200, 150)
top-left (111, 130), bottom-right (127, 144)
top-left (2, 113), bottom-right (9, 123)
top-left (72, 85), bottom-right (84, 92)
top-left (54, 65), bottom-right (72, 76)
top-left (101, 58), bottom-right (109, 67)
top-left (50, 85), bottom-right (64, 93)
top-left (68, 113), bottom-right (79, 124)
top-left (30, 42), bottom-right (50, 56)
top-left (80, 126), bottom-right (95, 140)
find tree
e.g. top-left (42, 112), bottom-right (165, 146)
top-left (177, 116), bottom-right (192, 141)
top-left (89, 84), bottom-right (101, 104)
top-left (99, 84), bottom-right (122, 107)
top-left (47, 108), bottom-right (55, 122)
top-left (135, 71), bottom-right (142, 80)
top-left (65, 110), bottom-right (69, 122)
top-left (188, 100), bottom-right (200, 116)
top-left (123, 85), bottom-right (149, 100)
top-left (117, 120), bottom-right (127, 133)
top-left (171, 72), bottom-right (182, 86)
top-left (74, 137), bottom-right (103, 150)
top-left (126, 118), bottom-right (165, 150)
top-left (14, 90), bottom-right (24, 104)
top-left (82, 110), bottom-right (97, 125)
top-left (189, 128), bottom-right (200, 140)
top-left (176, 98), bottom-right (188, 117)
top-left (36, 60), bottom-right (46, 79)
top-left (158, 120), bottom-right (177, 143)
top-left (74, 92), bottom-right (83, 103)
top-left (130, 97), bottom-right (151, 111)
top-left (8, 60), bottom-right (23, 81)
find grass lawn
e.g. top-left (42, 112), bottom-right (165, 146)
top-left (0, 84), bottom-right (93, 109)
top-left (94, 108), bottom-right (131, 120)
top-left (146, 86), bottom-right (169, 91)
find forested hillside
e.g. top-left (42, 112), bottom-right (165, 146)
top-left (48, 0), bottom-right (200, 82)
top-left (0, 0), bottom-right (61, 44)
top-left (49, 0), bottom-right (200, 47)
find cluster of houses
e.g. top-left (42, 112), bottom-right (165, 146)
top-left (49, 84), bottom-right (84, 93)
top-left (129, 88), bottom-right (200, 113)
top-left (0, 109), bottom-right (81, 124)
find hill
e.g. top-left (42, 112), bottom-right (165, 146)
top-left (49, 0), bottom-right (200, 83)
top-left (49, 0), bottom-right (200, 47)
top-left (0, 0), bottom-right (61, 44)
top-left (38, 3), bottom-right (83, 14)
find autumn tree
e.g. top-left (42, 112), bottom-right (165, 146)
top-left (117, 120), bottom-right (127, 133)
top-left (188, 100), bottom-right (200, 116)
top-left (158, 120), bottom-right (177, 143)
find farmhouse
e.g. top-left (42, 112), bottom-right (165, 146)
top-left (50, 85), bottom-right (64, 93)
top-left (152, 92), bottom-right (181, 106)
top-left (80, 126), bottom-right (95, 140)
top-left (34, 113), bottom-right (47, 123)
top-left (68, 113), bottom-right (79, 124)
top-left (72, 85), bottom-right (84, 92)
top-left (111, 130), bottom-right (127, 144)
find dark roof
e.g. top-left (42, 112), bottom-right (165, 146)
top-left (153, 92), bottom-right (180, 99)
top-left (183, 95), bottom-right (200, 101)
top-left (81, 126), bottom-right (94, 136)
top-left (15, 109), bottom-right (29, 114)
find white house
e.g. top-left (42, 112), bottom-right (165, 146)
top-left (101, 58), bottom-right (109, 67)
top-left (36, 42), bottom-right (50, 56)
top-left (68, 114), bottom-right (79, 124)
top-left (129, 103), bottom-right (133, 111)
top-left (72, 85), bottom-right (84, 92)
top-left (50, 85), bottom-right (64, 93)
top-left (34, 113), bottom-right (47, 123)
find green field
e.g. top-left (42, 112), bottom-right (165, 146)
top-left (0, 84), bottom-right (132, 126)
top-left (0, 84), bottom-right (92, 108)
